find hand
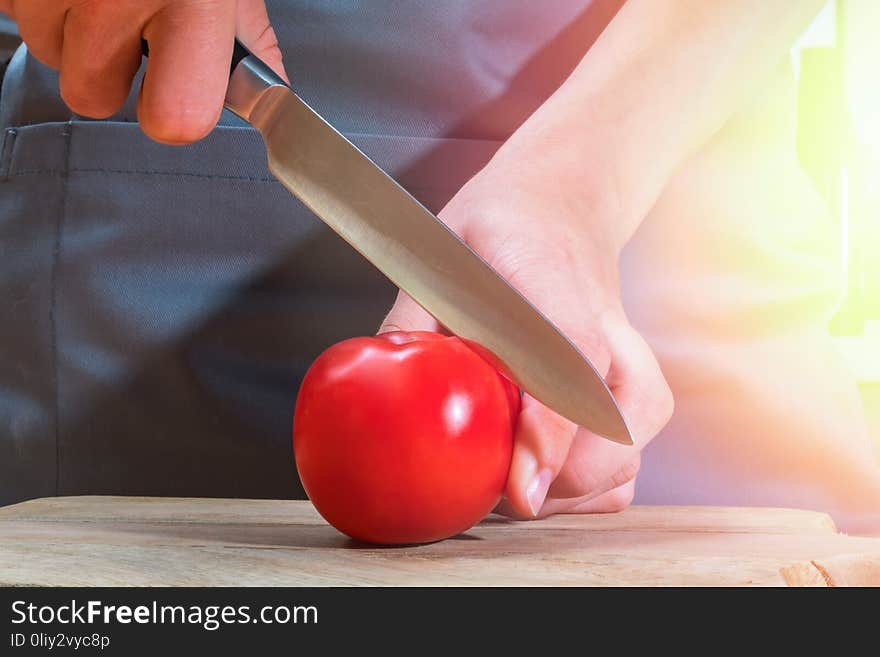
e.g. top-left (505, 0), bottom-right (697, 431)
top-left (0, 0), bottom-right (287, 144)
top-left (379, 144), bottom-right (674, 518)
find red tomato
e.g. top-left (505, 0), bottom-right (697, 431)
top-left (293, 331), bottom-right (520, 544)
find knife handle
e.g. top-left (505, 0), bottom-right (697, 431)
top-left (140, 38), bottom-right (254, 77)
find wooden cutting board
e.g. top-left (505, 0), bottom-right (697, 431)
top-left (1, 496), bottom-right (879, 586)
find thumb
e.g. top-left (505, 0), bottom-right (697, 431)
top-left (378, 290), bottom-right (442, 334)
top-left (503, 326), bottom-right (614, 518)
top-left (236, 0), bottom-right (289, 83)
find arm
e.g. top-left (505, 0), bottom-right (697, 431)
top-left (382, 0), bottom-right (826, 518)
top-left (509, 0), bottom-right (826, 252)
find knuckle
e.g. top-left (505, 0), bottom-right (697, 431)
top-left (60, 84), bottom-right (120, 119)
top-left (251, 24), bottom-right (281, 57)
top-left (600, 482), bottom-right (636, 513)
top-left (573, 327), bottom-right (611, 374)
top-left (75, 0), bottom-right (108, 22)
top-left (608, 454), bottom-right (640, 490)
top-left (640, 374), bottom-right (675, 437)
top-left (657, 379), bottom-right (675, 425)
top-left (76, 0), bottom-right (105, 13)
top-left (23, 43), bottom-right (63, 71)
top-left (552, 462), bottom-right (600, 500)
top-left (141, 104), bottom-right (218, 144)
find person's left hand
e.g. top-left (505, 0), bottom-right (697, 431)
top-left (379, 141), bottom-right (674, 519)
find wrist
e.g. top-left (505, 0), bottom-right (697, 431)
top-left (489, 106), bottom-right (636, 257)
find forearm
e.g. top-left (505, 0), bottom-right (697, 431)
top-left (498, 0), bottom-right (825, 252)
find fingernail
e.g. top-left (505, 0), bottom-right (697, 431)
top-left (526, 468), bottom-right (553, 517)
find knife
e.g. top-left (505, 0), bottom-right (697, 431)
top-left (216, 39), bottom-right (632, 445)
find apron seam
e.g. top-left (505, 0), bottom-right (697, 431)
top-left (5, 169), bottom-right (65, 177)
top-left (70, 168), bottom-right (278, 183)
top-left (50, 120), bottom-right (73, 497)
top-left (0, 126), bottom-right (16, 181)
top-left (3, 167), bottom-right (458, 191)
top-left (5, 168), bottom-right (276, 182)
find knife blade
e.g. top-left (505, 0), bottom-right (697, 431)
top-left (223, 41), bottom-right (632, 445)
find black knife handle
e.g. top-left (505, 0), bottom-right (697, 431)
top-left (140, 37), bottom-right (253, 76)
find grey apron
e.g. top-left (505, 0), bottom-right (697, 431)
top-left (0, 1), bottom-right (608, 504)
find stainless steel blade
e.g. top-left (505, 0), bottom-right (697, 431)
top-left (226, 55), bottom-right (632, 445)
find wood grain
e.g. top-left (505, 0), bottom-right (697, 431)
top-left (781, 554), bottom-right (880, 587)
top-left (1, 496), bottom-right (878, 586)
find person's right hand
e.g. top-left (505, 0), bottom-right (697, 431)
top-left (0, 0), bottom-right (287, 144)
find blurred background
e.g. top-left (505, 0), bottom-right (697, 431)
top-left (793, 0), bottom-right (879, 453)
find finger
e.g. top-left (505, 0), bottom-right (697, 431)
top-left (538, 478), bottom-right (637, 517)
top-left (503, 316), bottom-right (613, 518)
top-left (236, 0), bottom-right (289, 83)
top-left (503, 394), bottom-right (577, 518)
top-left (139, 1), bottom-right (236, 144)
top-left (493, 476), bottom-right (637, 519)
top-left (59, 4), bottom-right (145, 118)
top-left (549, 318), bottom-right (672, 501)
top-left (378, 291), bottom-right (442, 334)
top-left (12, 0), bottom-right (66, 69)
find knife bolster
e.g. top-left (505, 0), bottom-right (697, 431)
top-left (225, 54), bottom-right (288, 123)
